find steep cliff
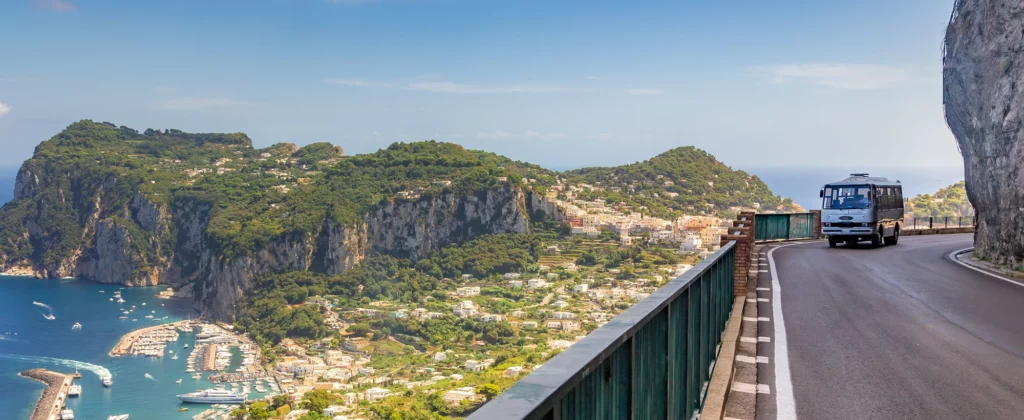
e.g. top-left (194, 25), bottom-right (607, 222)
top-left (943, 0), bottom-right (1024, 264)
top-left (188, 187), bottom-right (529, 319)
top-left (0, 121), bottom-right (543, 319)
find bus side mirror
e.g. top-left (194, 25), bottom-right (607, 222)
top-left (819, 189), bottom-right (823, 198)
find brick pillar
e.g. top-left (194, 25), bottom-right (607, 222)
top-left (810, 210), bottom-right (822, 239)
top-left (721, 216), bottom-right (753, 296)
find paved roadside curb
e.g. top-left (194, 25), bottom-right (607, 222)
top-left (701, 296), bottom-right (746, 420)
top-left (951, 248), bottom-right (1024, 287)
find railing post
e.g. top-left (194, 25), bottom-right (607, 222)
top-left (810, 210), bottom-right (822, 239)
top-left (929, 217), bottom-right (933, 229)
top-left (722, 215), bottom-right (752, 297)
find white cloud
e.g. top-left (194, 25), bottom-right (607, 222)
top-left (585, 75), bottom-right (600, 81)
top-left (153, 97), bottom-right (268, 110)
top-left (477, 130), bottom-right (514, 139)
top-left (626, 88), bottom-right (665, 95)
top-left (754, 64), bottom-right (909, 89)
top-left (525, 130), bottom-right (566, 140)
top-left (0, 102), bottom-right (10, 118)
top-left (323, 78), bottom-right (393, 88)
top-left (409, 82), bottom-right (570, 94)
top-left (33, 0), bottom-right (77, 12)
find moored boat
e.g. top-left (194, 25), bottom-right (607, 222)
top-left (176, 389), bottom-right (247, 404)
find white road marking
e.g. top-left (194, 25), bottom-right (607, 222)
top-left (736, 355), bottom-right (770, 364)
top-left (732, 382), bottom-right (772, 394)
top-left (758, 298), bottom-right (770, 302)
top-left (768, 243), bottom-right (802, 420)
top-left (949, 247), bottom-right (1024, 289)
top-left (743, 317), bottom-right (771, 322)
top-left (740, 337), bottom-right (758, 343)
top-left (758, 270), bottom-right (769, 273)
top-left (756, 287), bottom-right (770, 291)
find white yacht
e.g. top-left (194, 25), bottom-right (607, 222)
top-left (101, 374), bottom-right (113, 387)
top-left (107, 415), bottom-right (129, 420)
top-left (60, 409), bottom-right (74, 420)
top-left (68, 384), bottom-right (82, 396)
top-left (176, 389), bottom-right (247, 404)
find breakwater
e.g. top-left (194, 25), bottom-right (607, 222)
top-left (19, 368), bottom-right (73, 420)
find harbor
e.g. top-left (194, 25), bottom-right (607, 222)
top-left (110, 320), bottom-right (191, 357)
top-left (19, 368), bottom-right (74, 420)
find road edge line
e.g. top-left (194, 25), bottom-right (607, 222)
top-left (768, 242), bottom-right (802, 420)
top-left (948, 247), bottom-right (1024, 289)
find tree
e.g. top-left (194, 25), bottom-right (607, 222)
top-left (271, 394), bottom-right (291, 409)
top-left (476, 383), bottom-right (501, 401)
top-left (301, 389), bottom-right (333, 414)
top-left (229, 408), bottom-right (248, 420)
top-left (349, 323), bottom-right (371, 337)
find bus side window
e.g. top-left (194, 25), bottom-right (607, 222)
top-left (896, 186), bottom-right (904, 208)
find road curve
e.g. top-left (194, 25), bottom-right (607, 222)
top-left (758, 234), bottom-right (1024, 420)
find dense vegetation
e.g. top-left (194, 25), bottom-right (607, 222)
top-left (0, 121), bottom-right (557, 270)
top-left (564, 146), bottom-right (794, 218)
top-left (906, 181), bottom-right (974, 219)
top-left (235, 233), bottom-right (539, 347)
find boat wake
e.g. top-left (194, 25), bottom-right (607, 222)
top-left (32, 301), bottom-right (53, 311)
top-left (144, 372), bottom-right (157, 381)
top-left (33, 301), bottom-right (55, 320)
top-left (0, 353), bottom-right (112, 378)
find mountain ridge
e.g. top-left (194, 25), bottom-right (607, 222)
top-left (0, 120), bottom-right (792, 319)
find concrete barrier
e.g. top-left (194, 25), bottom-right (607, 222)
top-left (901, 227), bottom-right (974, 236)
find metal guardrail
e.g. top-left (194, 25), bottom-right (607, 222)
top-left (754, 213), bottom-right (815, 241)
top-left (904, 216), bottom-right (975, 230)
top-left (468, 241), bottom-right (737, 420)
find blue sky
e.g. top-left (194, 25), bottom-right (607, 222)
top-left (0, 0), bottom-right (962, 171)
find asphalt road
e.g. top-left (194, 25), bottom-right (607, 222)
top-left (756, 234), bottom-right (1024, 420)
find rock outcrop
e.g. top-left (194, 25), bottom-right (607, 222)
top-left (1, 158), bottom-right (531, 319)
top-left (943, 0), bottom-right (1024, 265)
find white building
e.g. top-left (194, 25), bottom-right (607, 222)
top-left (443, 387), bottom-right (479, 405)
top-left (481, 314), bottom-right (506, 323)
top-left (552, 311), bottom-right (576, 319)
top-left (680, 234), bottom-right (703, 252)
top-left (433, 352), bottom-right (447, 362)
top-left (549, 339), bottom-right (573, 350)
top-left (457, 286), bottom-right (480, 297)
top-left (464, 359), bottom-right (494, 372)
top-left (528, 279), bottom-right (549, 290)
top-left (364, 387), bottom-right (392, 401)
top-left (504, 366), bottom-right (524, 377)
top-left (573, 283), bottom-right (589, 294)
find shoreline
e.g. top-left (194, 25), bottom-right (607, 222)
top-left (19, 368), bottom-right (74, 420)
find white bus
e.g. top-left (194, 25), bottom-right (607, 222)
top-left (820, 173), bottom-right (904, 248)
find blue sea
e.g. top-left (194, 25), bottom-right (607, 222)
top-left (0, 275), bottom-right (239, 420)
top-left (745, 165), bottom-right (966, 211)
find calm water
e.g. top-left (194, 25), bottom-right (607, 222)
top-left (0, 275), bottom-right (238, 419)
top-left (746, 165), bottom-right (966, 210)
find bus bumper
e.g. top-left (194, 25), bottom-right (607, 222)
top-left (822, 226), bottom-right (877, 240)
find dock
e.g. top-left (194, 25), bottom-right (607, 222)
top-left (19, 368), bottom-right (74, 420)
top-left (110, 320), bottom-right (191, 357)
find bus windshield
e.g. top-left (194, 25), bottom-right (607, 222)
top-left (823, 185), bottom-right (871, 209)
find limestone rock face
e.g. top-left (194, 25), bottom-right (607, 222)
top-left (944, 0), bottom-right (1024, 264)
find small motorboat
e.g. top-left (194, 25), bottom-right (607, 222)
top-left (107, 415), bottom-right (129, 420)
top-left (175, 379), bottom-right (182, 384)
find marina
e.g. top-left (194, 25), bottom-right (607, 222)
top-left (109, 321), bottom-right (192, 357)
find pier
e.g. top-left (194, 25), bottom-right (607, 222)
top-left (19, 368), bottom-right (74, 420)
top-left (110, 320), bottom-right (191, 357)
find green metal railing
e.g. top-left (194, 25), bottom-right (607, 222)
top-left (754, 213), bottom-right (815, 241)
top-left (468, 242), bottom-right (737, 420)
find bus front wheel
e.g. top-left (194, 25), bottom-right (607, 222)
top-left (828, 237), bottom-right (838, 248)
top-left (872, 229), bottom-right (884, 247)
